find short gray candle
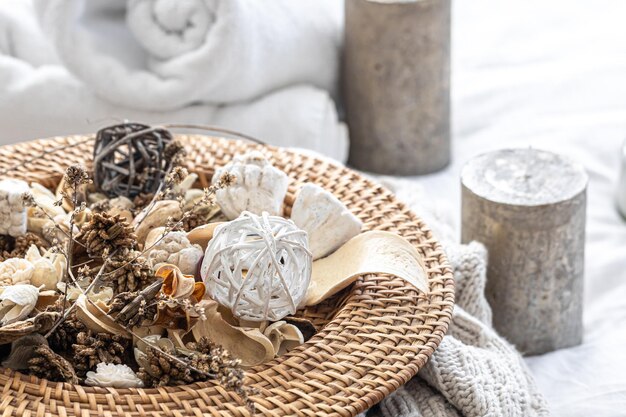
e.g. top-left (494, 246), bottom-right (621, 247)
top-left (461, 148), bottom-right (587, 355)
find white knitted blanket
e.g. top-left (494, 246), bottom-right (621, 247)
top-left (362, 179), bottom-right (551, 417)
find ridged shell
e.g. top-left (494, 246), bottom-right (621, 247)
top-left (291, 183), bottom-right (362, 260)
top-left (212, 151), bottom-right (289, 219)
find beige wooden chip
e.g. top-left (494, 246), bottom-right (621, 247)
top-left (304, 231), bottom-right (429, 306)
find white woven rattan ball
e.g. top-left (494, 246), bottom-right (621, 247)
top-left (200, 211), bottom-right (312, 321)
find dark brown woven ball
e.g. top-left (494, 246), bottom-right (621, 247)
top-left (93, 123), bottom-right (173, 198)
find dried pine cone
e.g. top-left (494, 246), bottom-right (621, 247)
top-left (28, 345), bottom-right (78, 383)
top-left (101, 250), bottom-right (155, 293)
top-left (47, 312), bottom-right (87, 353)
top-left (0, 236), bottom-right (12, 262)
top-left (72, 330), bottom-right (130, 377)
top-left (77, 212), bottom-right (136, 256)
top-left (137, 345), bottom-right (195, 387)
top-left (13, 232), bottom-right (48, 256)
top-left (137, 337), bottom-right (254, 411)
top-left (0, 233), bottom-right (49, 261)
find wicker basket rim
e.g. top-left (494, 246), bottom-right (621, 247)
top-left (0, 134), bottom-right (454, 417)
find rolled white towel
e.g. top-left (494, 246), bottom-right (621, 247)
top-left (127, 0), bottom-right (218, 60)
top-left (34, 0), bottom-right (343, 110)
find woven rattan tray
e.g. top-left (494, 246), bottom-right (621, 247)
top-left (0, 134), bottom-right (454, 417)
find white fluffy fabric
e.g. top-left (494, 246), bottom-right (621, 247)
top-left (0, 0), bottom-right (347, 161)
top-left (34, 0), bottom-right (343, 109)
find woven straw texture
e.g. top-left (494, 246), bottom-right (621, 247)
top-left (0, 134), bottom-right (454, 417)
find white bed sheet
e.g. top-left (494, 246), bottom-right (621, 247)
top-left (406, 1), bottom-right (626, 415)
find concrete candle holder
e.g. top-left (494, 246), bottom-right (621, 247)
top-left (343, 0), bottom-right (451, 175)
top-left (461, 148), bottom-right (588, 355)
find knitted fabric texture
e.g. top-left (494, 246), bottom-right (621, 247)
top-left (364, 241), bottom-right (550, 417)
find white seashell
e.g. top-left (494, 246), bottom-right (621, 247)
top-left (145, 231), bottom-right (203, 275)
top-left (290, 183), bottom-right (363, 260)
top-left (25, 245), bottom-right (66, 290)
top-left (29, 182), bottom-right (66, 218)
top-left (85, 363), bottom-right (144, 388)
top-left (0, 284), bottom-right (39, 326)
top-left (212, 151), bottom-right (289, 219)
top-left (0, 258), bottom-right (34, 285)
top-left (0, 179), bottom-right (30, 237)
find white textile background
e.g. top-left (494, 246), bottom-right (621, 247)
top-left (0, 0), bottom-right (625, 415)
top-left (411, 1), bottom-right (626, 416)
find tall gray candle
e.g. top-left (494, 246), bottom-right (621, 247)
top-left (343, 0), bottom-right (451, 175)
top-left (461, 149), bottom-right (587, 355)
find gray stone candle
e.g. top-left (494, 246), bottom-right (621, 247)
top-left (343, 0), bottom-right (451, 175)
top-left (461, 149), bottom-right (588, 355)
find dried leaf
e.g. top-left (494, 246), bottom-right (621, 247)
top-left (305, 231), bottom-right (428, 306)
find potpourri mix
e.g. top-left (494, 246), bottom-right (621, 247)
top-left (0, 123), bottom-right (373, 412)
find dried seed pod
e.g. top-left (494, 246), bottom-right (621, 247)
top-left (0, 311), bottom-right (59, 345)
top-left (263, 321), bottom-right (304, 356)
top-left (145, 231), bottom-right (203, 276)
top-left (0, 284), bottom-right (39, 326)
top-left (0, 179), bottom-right (30, 237)
top-left (93, 123), bottom-right (173, 198)
top-left (156, 264), bottom-right (204, 301)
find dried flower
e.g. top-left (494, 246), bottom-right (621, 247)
top-left (21, 192), bottom-right (36, 208)
top-left (85, 362), bottom-right (144, 388)
top-left (166, 167), bottom-right (189, 187)
top-left (64, 164), bottom-right (91, 188)
top-left (215, 172), bottom-right (236, 188)
top-left (164, 141), bottom-right (186, 167)
top-left (77, 212), bottom-right (137, 256)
